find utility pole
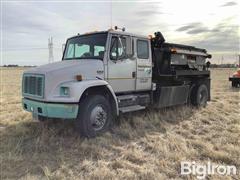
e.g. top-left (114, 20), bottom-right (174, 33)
top-left (48, 37), bottom-right (54, 63)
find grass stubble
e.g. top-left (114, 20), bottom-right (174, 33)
top-left (0, 67), bottom-right (239, 180)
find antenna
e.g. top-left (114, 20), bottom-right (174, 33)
top-left (110, 0), bottom-right (112, 28)
top-left (48, 37), bottom-right (54, 63)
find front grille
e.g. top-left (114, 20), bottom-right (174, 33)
top-left (23, 74), bottom-right (44, 98)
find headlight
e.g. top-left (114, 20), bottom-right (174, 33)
top-left (60, 87), bottom-right (70, 96)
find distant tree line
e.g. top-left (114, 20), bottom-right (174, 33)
top-left (210, 64), bottom-right (239, 68)
top-left (2, 65), bottom-right (37, 67)
top-left (1, 64), bottom-right (239, 68)
top-left (3, 64), bottom-right (19, 67)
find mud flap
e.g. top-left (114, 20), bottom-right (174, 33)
top-left (155, 85), bottom-right (189, 108)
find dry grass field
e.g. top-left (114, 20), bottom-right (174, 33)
top-left (0, 67), bottom-right (239, 180)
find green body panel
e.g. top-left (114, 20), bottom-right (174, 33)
top-left (22, 98), bottom-right (78, 119)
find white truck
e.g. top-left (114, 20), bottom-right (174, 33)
top-left (22, 29), bottom-right (211, 137)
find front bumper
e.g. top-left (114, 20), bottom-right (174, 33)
top-left (22, 98), bottom-right (79, 119)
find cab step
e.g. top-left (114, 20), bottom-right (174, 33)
top-left (117, 94), bottom-right (150, 108)
top-left (119, 105), bottom-right (145, 113)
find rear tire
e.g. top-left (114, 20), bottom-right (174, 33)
top-left (75, 95), bottom-right (112, 138)
top-left (232, 81), bottom-right (238, 87)
top-left (191, 84), bottom-right (208, 107)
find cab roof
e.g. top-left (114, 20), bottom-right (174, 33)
top-left (68, 29), bottom-right (148, 40)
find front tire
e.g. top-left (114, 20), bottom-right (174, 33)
top-left (76, 95), bottom-right (112, 138)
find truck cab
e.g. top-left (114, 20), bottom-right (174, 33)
top-left (22, 29), bottom-right (211, 137)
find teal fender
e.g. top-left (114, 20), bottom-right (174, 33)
top-left (47, 80), bottom-right (119, 115)
top-left (22, 80), bottom-right (119, 119)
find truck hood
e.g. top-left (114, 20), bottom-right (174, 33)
top-left (23, 59), bottom-right (104, 101)
top-left (25, 60), bottom-right (104, 78)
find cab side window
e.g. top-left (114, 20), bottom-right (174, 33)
top-left (110, 37), bottom-right (118, 60)
top-left (110, 36), bottom-right (126, 60)
top-left (137, 40), bottom-right (149, 59)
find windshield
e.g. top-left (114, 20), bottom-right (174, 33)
top-left (63, 33), bottom-right (107, 60)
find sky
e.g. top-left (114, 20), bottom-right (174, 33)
top-left (1, 0), bottom-right (239, 65)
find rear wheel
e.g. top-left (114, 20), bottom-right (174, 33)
top-left (232, 81), bottom-right (238, 87)
top-left (191, 84), bottom-right (208, 107)
top-left (76, 95), bottom-right (112, 137)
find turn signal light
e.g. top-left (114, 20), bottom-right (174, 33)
top-left (76, 75), bottom-right (82, 81)
top-left (170, 48), bottom-right (177, 53)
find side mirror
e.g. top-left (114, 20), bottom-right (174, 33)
top-left (126, 36), bottom-right (133, 57)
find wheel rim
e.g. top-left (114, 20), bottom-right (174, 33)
top-left (89, 105), bottom-right (107, 131)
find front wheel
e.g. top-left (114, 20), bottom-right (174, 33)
top-left (75, 95), bottom-right (113, 138)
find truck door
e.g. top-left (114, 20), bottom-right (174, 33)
top-left (107, 34), bottom-right (136, 92)
top-left (135, 38), bottom-right (152, 91)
